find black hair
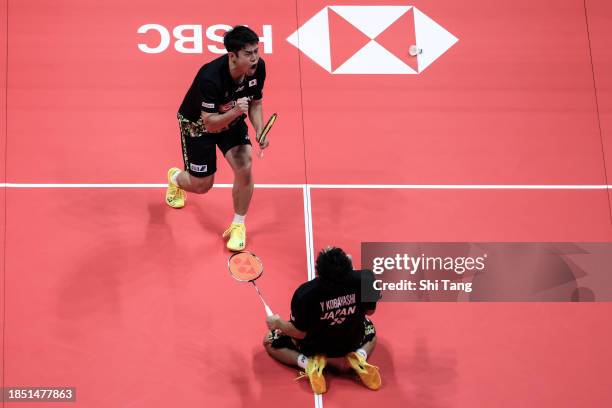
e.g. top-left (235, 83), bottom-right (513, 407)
top-left (315, 247), bottom-right (353, 286)
top-left (223, 25), bottom-right (260, 54)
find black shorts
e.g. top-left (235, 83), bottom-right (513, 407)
top-left (177, 113), bottom-right (252, 178)
top-left (267, 318), bottom-right (377, 358)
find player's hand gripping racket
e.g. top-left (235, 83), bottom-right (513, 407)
top-left (256, 113), bottom-right (277, 159)
top-left (228, 251), bottom-right (274, 316)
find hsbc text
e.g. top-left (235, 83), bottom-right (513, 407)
top-left (137, 24), bottom-right (273, 54)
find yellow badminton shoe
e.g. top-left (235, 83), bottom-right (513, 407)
top-left (165, 167), bottom-right (185, 209)
top-left (296, 354), bottom-right (327, 394)
top-left (345, 352), bottom-right (381, 390)
top-left (222, 222), bottom-right (246, 251)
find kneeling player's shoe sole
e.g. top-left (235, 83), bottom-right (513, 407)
top-left (296, 354), bottom-right (327, 394)
top-left (345, 352), bottom-right (381, 390)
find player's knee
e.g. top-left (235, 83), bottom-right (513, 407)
top-left (233, 163), bottom-right (253, 186)
top-left (363, 335), bottom-right (377, 353)
top-left (369, 335), bottom-right (377, 348)
top-left (264, 344), bottom-right (281, 361)
top-left (262, 333), bottom-right (274, 351)
top-left (236, 169), bottom-right (253, 185)
top-left (192, 184), bottom-right (212, 194)
top-left (233, 156), bottom-right (252, 175)
top-left (192, 179), bottom-right (213, 194)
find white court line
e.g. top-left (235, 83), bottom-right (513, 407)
top-left (303, 185), bottom-right (316, 281)
top-left (314, 391), bottom-right (323, 408)
top-left (1, 183), bottom-right (611, 189)
top-left (302, 185), bottom-right (323, 408)
top-left (0, 183), bottom-right (304, 188)
top-left (310, 184), bottom-right (611, 190)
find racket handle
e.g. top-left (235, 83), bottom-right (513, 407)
top-left (264, 304), bottom-right (273, 317)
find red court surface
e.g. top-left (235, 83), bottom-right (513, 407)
top-left (317, 303), bottom-right (612, 408)
top-left (296, 0), bottom-right (605, 185)
top-left (1, 0), bottom-right (6, 184)
top-left (310, 188), bottom-right (612, 406)
top-left (2, 0), bottom-right (8, 394)
top-left (4, 0), bottom-right (305, 184)
top-left (586, 0), bottom-right (612, 195)
top-left (309, 189), bottom-right (612, 260)
top-left (3, 0), bottom-right (612, 407)
top-left (0, 187), bottom-right (4, 400)
top-left (3, 188), bottom-right (313, 407)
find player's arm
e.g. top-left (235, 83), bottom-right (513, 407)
top-left (201, 98), bottom-right (248, 132)
top-left (265, 287), bottom-right (309, 340)
top-left (250, 60), bottom-right (268, 147)
top-left (250, 99), bottom-right (269, 149)
top-left (266, 315), bottom-right (307, 339)
top-left (362, 270), bottom-right (380, 316)
top-left (248, 98), bottom-right (264, 137)
top-left (197, 78), bottom-right (248, 132)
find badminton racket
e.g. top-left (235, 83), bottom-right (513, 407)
top-left (228, 251), bottom-right (274, 317)
top-left (256, 113), bottom-right (277, 158)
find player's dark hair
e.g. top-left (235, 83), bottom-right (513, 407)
top-left (316, 247), bottom-right (353, 286)
top-left (223, 25), bottom-right (260, 54)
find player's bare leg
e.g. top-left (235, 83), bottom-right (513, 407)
top-left (166, 168), bottom-right (215, 208)
top-left (176, 172), bottom-right (214, 194)
top-left (263, 332), bottom-right (327, 394)
top-left (263, 332), bottom-right (301, 366)
top-left (225, 144), bottom-right (253, 215)
top-left (327, 336), bottom-right (377, 372)
top-left (221, 144), bottom-right (253, 250)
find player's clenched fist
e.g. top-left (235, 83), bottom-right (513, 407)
top-left (234, 97), bottom-right (250, 114)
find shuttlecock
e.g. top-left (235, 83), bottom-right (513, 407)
top-left (408, 45), bottom-right (422, 56)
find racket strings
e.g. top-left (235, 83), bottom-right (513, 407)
top-left (228, 251), bottom-right (273, 316)
top-left (229, 252), bottom-right (263, 281)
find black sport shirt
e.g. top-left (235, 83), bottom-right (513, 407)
top-left (178, 54), bottom-right (266, 125)
top-left (290, 270), bottom-right (381, 357)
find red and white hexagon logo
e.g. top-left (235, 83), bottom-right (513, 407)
top-left (287, 5), bottom-right (458, 74)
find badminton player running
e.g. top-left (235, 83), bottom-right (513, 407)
top-left (264, 247), bottom-right (382, 394)
top-left (165, 25), bottom-right (269, 251)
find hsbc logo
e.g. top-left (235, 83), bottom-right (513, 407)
top-left (287, 5), bottom-right (458, 74)
top-left (137, 24), bottom-right (273, 54)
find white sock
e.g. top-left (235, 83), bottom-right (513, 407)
top-left (356, 348), bottom-right (368, 360)
top-left (297, 354), bottom-right (309, 369)
top-left (233, 214), bottom-right (246, 224)
top-left (171, 170), bottom-right (181, 185)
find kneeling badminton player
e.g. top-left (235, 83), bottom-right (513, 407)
top-left (263, 247), bottom-right (382, 394)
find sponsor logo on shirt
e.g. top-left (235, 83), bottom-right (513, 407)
top-left (189, 163), bottom-right (208, 173)
top-left (236, 85), bottom-right (245, 92)
top-left (202, 101), bottom-right (215, 109)
top-left (248, 79), bottom-right (257, 87)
